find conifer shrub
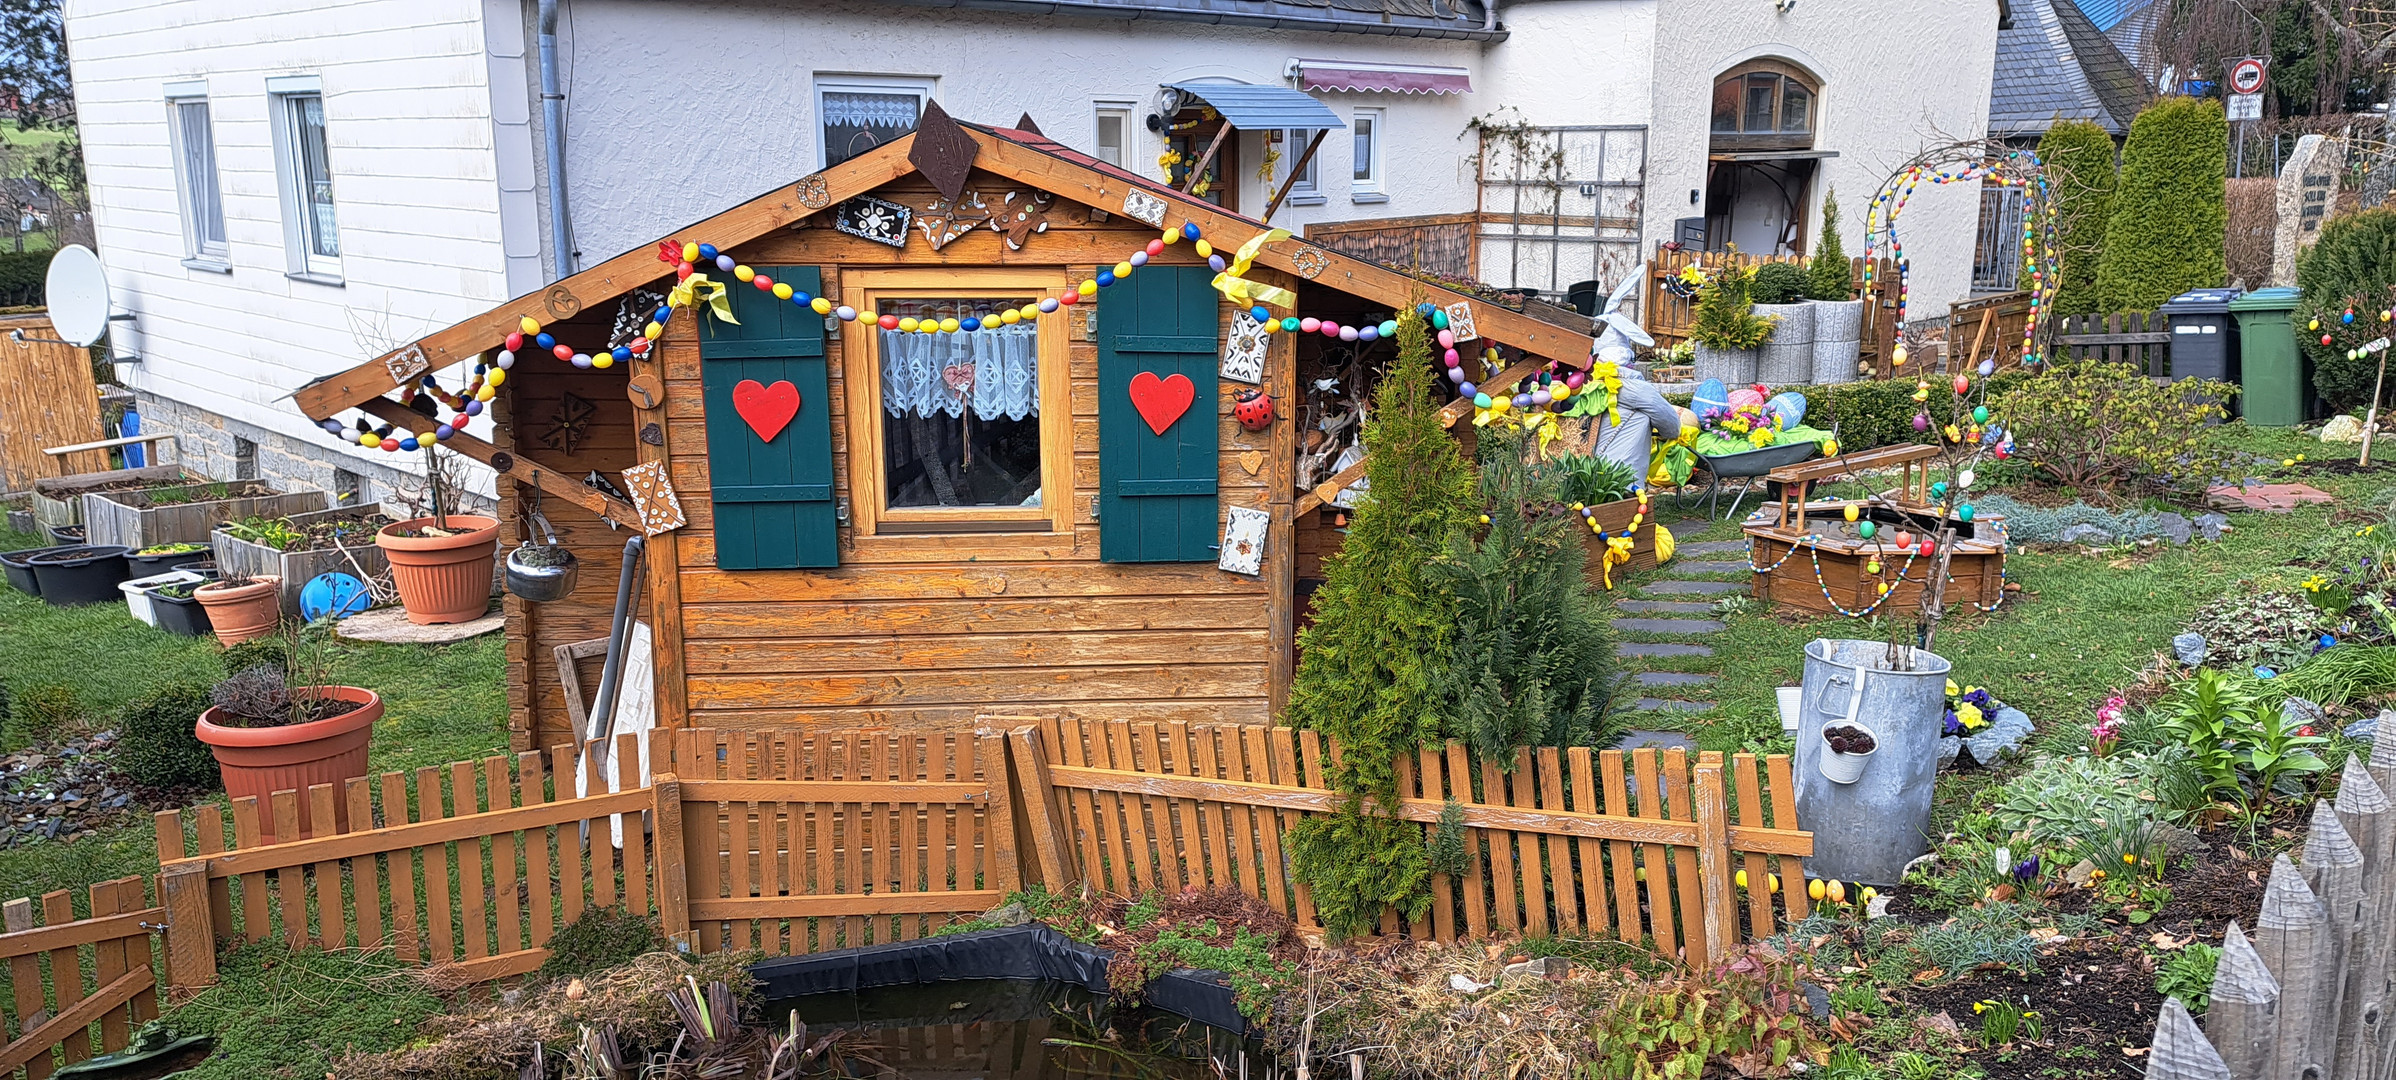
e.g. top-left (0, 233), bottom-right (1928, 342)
top-left (115, 682), bottom-right (218, 791)
top-left (1749, 262), bottom-right (1812, 306)
top-left (1806, 189), bottom-right (1852, 302)
top-left (2296, 206), bottom-right (2396, 412)
top-left (2094, 97), bottom-right (2227, 313)
top-left (1689, 261), bottom-right (1775, 349)
top-left (2038, 119), bottom-right (2119, 316)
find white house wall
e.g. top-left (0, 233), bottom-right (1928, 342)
top-left (1646, 1), bottom-right (2003, 312)
top-left (540, 0), bottom-right (1492, 266)
top-left (64, 0), bottom-right (520, 499)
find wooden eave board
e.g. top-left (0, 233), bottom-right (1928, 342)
top-left (292, 125), bottom-right (1595, 422)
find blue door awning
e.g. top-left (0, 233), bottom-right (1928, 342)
top-left (1166, 82), bottom-right (1345, 130)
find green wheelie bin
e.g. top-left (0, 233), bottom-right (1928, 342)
top-left (2229, 287), bottom-right (2308, 426)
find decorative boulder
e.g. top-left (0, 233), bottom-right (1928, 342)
top-left (1961, 706), bottom-right (2035, 766)
top-left (2194, 513), bottom-right (2231, 541)
top-left (2173, 632), bottom-right (2210, 667)
top-left (2153, 512), bottom-right (2193, 545)
top-left (2322, 414), bottom-right (2368, 443)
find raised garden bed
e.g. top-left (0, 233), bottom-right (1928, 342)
top-left (212, 505), bottom-right (391, 617)
top-left (29, 464), bottom-right (201, 530)
top-left (83, 480), bottom-right (326, 551)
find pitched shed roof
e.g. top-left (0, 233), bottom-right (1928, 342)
top-left (1990, 0), bottom-right (2153, 136)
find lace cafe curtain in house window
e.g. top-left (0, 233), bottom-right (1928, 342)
top-left (875, 298), bottom-right (1043, 510)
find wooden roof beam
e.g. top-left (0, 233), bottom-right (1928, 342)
top-left (292, 137), bottom-right (928, 421)
top-left (352, 396), bottom-right (642, 527)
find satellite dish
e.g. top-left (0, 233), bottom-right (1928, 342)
top-left (45, 245), bottom-right (111, 348)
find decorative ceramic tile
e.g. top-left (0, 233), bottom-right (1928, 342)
top-left (621, 460), bottom-right (687, 536)
top-left (1121, 189), bottom-right (1168, 227)
top-left (1445, 301), bottom-right (1480, 343)
top-left (1219, 505), bottom-right (1269, 576)
top-left (833, 196), bottom-right (913, 247)
top-left (383, 342), bottom-right (429, 384)
top-left (1221, 311), bottom-right (1269, 385)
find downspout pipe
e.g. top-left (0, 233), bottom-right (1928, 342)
top-left (537, 0), bottom-right (574, 279)
top-left (584, 534), bottom-right (645, 750)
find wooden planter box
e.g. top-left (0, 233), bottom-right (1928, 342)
top-left (84, 482), bottom-right (328, 551)
top-left (30, 464), bottom-right (200, 530)
top-left (1581, 495), bottom-right (1664, 586)
top-left (1745, 513), bottom-right (2007, 617)
top-left (212, 505), bottom-right (391, 617)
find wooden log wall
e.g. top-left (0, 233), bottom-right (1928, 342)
top-left (2145, 741), bottom-right (2396, 1080)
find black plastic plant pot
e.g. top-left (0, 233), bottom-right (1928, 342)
top-left (0, 546), bottom-right (71, 596)
top-left (127, 545), bottom-right (211, 574)
top-left (43, 523), bottom-right (83, 546)
top-left (148, 586), bottom-right (214, 637)
top-left (170, 559), bottom-right (220, 577)
top-left (26, 545), bottom-right (132, 606)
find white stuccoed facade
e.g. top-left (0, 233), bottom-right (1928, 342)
top-left (64, 0), bottom-right (2003, 493)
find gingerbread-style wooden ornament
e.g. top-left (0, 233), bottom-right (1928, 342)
top-left (917, 191), bottom-right (991, 251)
top-left (626, 373), bottom-right (665, 411)
top-left (990, 191), bottom-right (1055, 251)
top-left (621, 460), bottom-right (687, 536)
top-left (908, 99), bottom-right (980, 203)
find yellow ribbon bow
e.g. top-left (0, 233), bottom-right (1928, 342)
top-left (668, 273), bottom-right (740, 327)
top-left (1601, 533), bottom-right (1637, 589)
top-left (1211, 228), bottom-right (1297, 310)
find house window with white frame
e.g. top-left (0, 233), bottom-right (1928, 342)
top-left (1093, 104), bottom-right (1132, 167)
top-left (817, 76), bottom-right (933, 169)
top-left (1351, 108), bottom-right (1383, 200)
top-left (268, 77), bottom-right (340, 280)
top-left (163, 82), bottom-right (227, 269)
top-left (1280, 128), bottom-right (1322, 204)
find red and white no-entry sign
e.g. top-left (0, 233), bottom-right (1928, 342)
top-left (2229, 57), bottom-right (2268, 96)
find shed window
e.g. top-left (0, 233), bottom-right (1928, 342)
top-left (1708, 61), bottom-right (1818, 148)
top-left (839, 270), bottom-right (1075, 541)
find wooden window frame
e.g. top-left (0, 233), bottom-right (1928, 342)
top-left (1708, 59), bottom-right (1819, 151)
top-left (837, 267), bottom-right (1076, 547)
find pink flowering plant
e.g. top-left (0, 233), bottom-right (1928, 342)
top-left (2090, 695), bottom-right (2125, 757)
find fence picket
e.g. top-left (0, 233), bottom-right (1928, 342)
top-left (308, 784), bottom-right (341, 947)
top-left (40, 892), bottom-right (83, 1065)
top-left (231, 798), bottom-right (267, 944)
top-left (1538, 747), bottom-right (1577, 936)
top-left (1733, 754), bottom-right (1774, 940)
top-left (415, 768), bottom-right (454, 963)
top-left (487, 758), bottom-right (522, 956)
top-left (1480, 755), bottom-right (1522, 934)
top-left (1245, 726), bottom-right (1294, 920)
top-left (1631, 750), bottom-right (1674, 957)
top-left (518, 753), bottom-right (554, 949)
top-left (1600, 750), bottom-right (1640, 944)
top-left (1666, 749), bottom-right (1708, 969)
top-left (381, 773), bottom-right (419, 960)
top-left (2, 899), bottom-right (44, 1080)
top-left (453, 761), bottom-right (487, 960)
top-left (347, 779), bottom-right (383, 949)
top-left (1511, 748), bottom-right (1550, 938)
top-left (1449, 742), bottom-right (1489, 939)
top-left (1568, 748), bottom-right (1613, 939)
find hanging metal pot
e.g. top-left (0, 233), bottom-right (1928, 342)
top-left (504, 487), bottom-right (579, 602)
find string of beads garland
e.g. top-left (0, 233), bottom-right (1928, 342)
top-left (1863, 151), bottom-right (2060, 369)
top-left (1743, 533), bottom-right (2012, 617)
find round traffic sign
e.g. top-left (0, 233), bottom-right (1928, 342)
top-left (2230, 57), bottom-right (2267, 96)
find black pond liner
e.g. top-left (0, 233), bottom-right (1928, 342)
top-left (748, 924), bottom-right (1250, 1035)
top-left (149, 586), bottom-right (214, 637)
top-left (26, 546), bottom-right (132, 606)
top-left (0, 546), bottom-right (72, 596)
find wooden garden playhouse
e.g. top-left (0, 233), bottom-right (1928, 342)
top-left (289, 103), bottom-right (1611, 752)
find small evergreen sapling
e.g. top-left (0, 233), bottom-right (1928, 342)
top-left (1807, 189), bottom-right (1853, 302)
top-left (2037, 119), bottom-right (2118, 316)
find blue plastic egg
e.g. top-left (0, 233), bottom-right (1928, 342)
top-left (1096, 270), bottom-right (1116, 287)
top-left (792, 292), bottom-right (812, 306)
top-left (436, 424), bottom-right (454, 440)
top-left (611, 346), bottom-right (631, 361)
top-left (1358, 326), bottom-right (1379, 342)
top-left (465, 400), bottom-right (484, 416)
top-left (1208, 255), bottom-right (1227, 272)
top-left (400, 437), bottom-right (420, 451)
top-left (1513, 394), bottom-right (1533, 409)
top-left (1129, 251), bottom-right (1149, 267)
top-left (698, 243), bottom-right (718, 260)
top-left (715, 254), bottom-right (735, 272)
top-left (536, 332), bottom-right (556, 349)
top-left (1418, 303), bottom-right (1436, 316)
top-left (962, 317), bottom-right (982, 332)
top-left (1039, 298), bottom-right (1060, 313)
top-left (1182, 222), bottom-right (1201, 239)
top-left (1459, 382), bottom-right (1476, 396)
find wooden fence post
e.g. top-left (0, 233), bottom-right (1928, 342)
top-left (2256, 854), bottom-right (2332, 1080)
top-left (979, 733), bottom-right (1022, 894)
top-left (1691, 755), bottom-right (1736, 964)
top-left (158, 863), bottom-right (215, 1001)
top-left (1007, 726), bottom-right (1078, 890)
top-left (651, 774), bottom-right (691, 948)
top-left (2208, 922), bottom-right (2278, 1080)
top-left (2149, 997), bottom-right (2234, 1080)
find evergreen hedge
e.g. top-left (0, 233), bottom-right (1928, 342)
top-left (2296, 206), bottom-right (2396, 412)
top-left (2093, 97), bottom-right (2227, 313)
top-left (2038, 119), bottom-right (2118, 316)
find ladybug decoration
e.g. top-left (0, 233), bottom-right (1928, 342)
top-left (1232, 388), bottom-right (1275, 431)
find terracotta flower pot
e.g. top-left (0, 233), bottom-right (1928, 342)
top-left (376, 515), bottom-right (499, 624)
top-left (195, 686), bottom-right (380, 841)
top-left (195, 575), bottom-right (283, 646)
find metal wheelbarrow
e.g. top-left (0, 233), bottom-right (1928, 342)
top-left (1681, 440), bottom-right (1824, 520)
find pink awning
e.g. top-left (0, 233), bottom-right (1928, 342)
top-left (1291, 59), bottom-right (1472, 95)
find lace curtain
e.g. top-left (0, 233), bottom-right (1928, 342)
top-left (821, 91), bottom-right (920, 129)
top-left (879, 322), bottom-right (1040, 421)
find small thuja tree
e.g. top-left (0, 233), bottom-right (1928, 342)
top-left (2095, 96), bottom-right (2227, 313)
top-left (1285, 307), bottom-right (1475, 938)
top-left (1807, 188), bottom-right (1852, 301)
top-left (1438, 431), bottom-right (1620, 758)
top-left (2037, 118), bottom-right (2118, 316)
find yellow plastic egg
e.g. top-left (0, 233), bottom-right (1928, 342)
top-left (811, 297), bottom-right (833, 315)
top-left (1843, 505), bottom-right (1859, 522)
top-left (1021, 305), bottom-right (1041, 321)
top-left (359, 432), bottom-right (379, 448)
top-left (772, 283), bottom-right (793, 300)
top-left (1736, 870), bottom-right (1750, 889)
top-left (476, 385), bottom-right (495, 402)
top-left (682, 242), bottom-right (700, 263)
top-left (1823, 440), bottom-right (1839, 456)
top-left (1892, 343), bottom-right (1909, 367)
top-left (1161, 229), bottom-right (1180, 245)
top-left (1079, 280), bottom-right (1099, 296)
top-left (520, 316), bottom-right (540, 335)
top-left (1877, 582), bottom-right (1889, 595)
top-left (1114, 261), bottom-right (1134, 278)
top-left (645, 322), bottom-right (663, 340)
top-left (486, 368), bottom-right (505, 387)
top-left (592, 355), bottom-right (613, 369)
top-left (1194, 239), bottom-right (1214, 258)
top-left (1552, 384), bottom-right (1572, 400)
top-left (940, 317), bottom-right (961, 333)
top-left (899, 317), bottom-right (920, 332)
top-left (1000, 309), bottom-right (1022, 325)
top-left (734, 265), bottom-right (755, 282)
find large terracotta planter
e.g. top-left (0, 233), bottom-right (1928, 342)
top-left (376, 515), bottom-right (499, 624)
top-left (195, 576), bottom-right (282, 646)
top-left (195, 686), bottom-right (380, 841)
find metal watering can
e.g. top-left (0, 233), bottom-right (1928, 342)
top-left (504, 486), bottom-right (579, 602)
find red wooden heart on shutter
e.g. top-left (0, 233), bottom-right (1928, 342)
top-left (732, 378), bottom-right (801, 442)
top-left (1127, 371), bottom-right (1195, 436)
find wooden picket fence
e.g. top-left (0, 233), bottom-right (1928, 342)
top-left (0, 877), bottom-right (164, 1079)
top-left (146, 724), bottom-right (1810, 997)
top-left (2052, 311), bottom-right (2172, 377)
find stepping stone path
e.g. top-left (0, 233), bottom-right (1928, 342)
top-left (1611, 521), bottom-right (1753, 741)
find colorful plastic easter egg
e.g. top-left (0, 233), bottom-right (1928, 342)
top-left (1866, 559), bottom-right (1881, 574)
top-left (1919, 539), bottom-right (1937, 557)
top-left (1194, 239), bottom-right (1213, 258)
top-left (1208, 255), bottom-right (1227, 272)
top-left (1952, 373), bottom-right (1970, 394)
top-left (1129, 251), bottom-right (1149, 267)
top-left (1958, 505), bottom-right (1975, 522)
top-left (1146, 239), bottom-right (1165, 256)
top-left (1843, 505), bottom-right (1860, 523)
top-left (1432, 310), bottom-right (1450, 330)
top-left (1895, 530), bottom-right (1914, 549)
top-left (1729, 386), bottom-right (1767, 409)
top-left (1859, 521), bottom-right (1877, 539)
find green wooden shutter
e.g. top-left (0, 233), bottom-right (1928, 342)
top-left (699, 265), bottom-right (838, 570)
top-left (1099, 265), bottom-right (1221, 563)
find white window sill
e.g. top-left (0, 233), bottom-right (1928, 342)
top-left (181, 256), bottom-right (232, 274)
top-left (1285, 193), bottom-right (1327, 207)
top-left (286, 270), bottom-right (345, 288)
top-left (1350, 191), bottom-right (1388, 205)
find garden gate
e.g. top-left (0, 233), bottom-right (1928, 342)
top-left (0, 877), bottom-right (164, 1079)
